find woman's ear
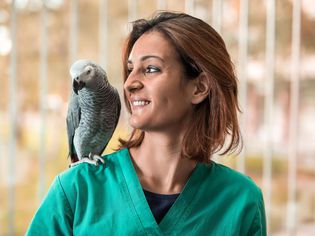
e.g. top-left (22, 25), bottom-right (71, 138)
top-left (191, 73), bottom-right (210, 105)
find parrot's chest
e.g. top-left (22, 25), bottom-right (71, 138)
top-left (77, 109), bottom-right (107, 135)
top-left (78, 94), bottom-right (108, 124)
top-left (76, 99), bottom-right (109, 141)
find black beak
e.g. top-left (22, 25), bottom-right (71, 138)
top-left (73, 78), bottom-right (86, 95)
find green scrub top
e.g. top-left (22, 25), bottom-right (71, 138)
top-left (26, 148), bottom-right (266, 235)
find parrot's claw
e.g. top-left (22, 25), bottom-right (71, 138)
top-left (88, 153), bottom-right (105, 165)
top-left (69, 154), bottom-right (105, 167)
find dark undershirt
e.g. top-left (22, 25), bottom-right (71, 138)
top-left (143, 189), bottom-right (180, 224)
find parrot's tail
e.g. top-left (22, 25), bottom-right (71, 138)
top-left (69, 153), bottom-right (79, 163)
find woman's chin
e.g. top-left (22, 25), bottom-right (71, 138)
top-left (129, 117), bottom-right (145, 130)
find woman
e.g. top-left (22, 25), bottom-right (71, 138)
top-left (27, 11), bottom-right (266, 235)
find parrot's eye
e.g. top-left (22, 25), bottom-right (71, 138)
top-left (85, 66), bottom-right (93, 75)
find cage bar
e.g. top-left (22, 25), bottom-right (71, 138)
top-left (287, 0), bottom-right (301, 235)
top-left (38, 1), bottom-right (48, 201)
top-left (70, 0), bottom-right (78, 63)
top-left (212, 0), bottom-right (223, 33)
top-left (237, 0), bottom-right (249, 173)
top-left (8, 1), bottom-right (17, 235)
top-left (99, 0), bottom-right (108, 69)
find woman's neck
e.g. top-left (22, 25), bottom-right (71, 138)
top-left (129, 132), bottom-right (196, 194)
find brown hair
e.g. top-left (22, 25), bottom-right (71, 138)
top-left (119, 11), bottom-right (241, 163)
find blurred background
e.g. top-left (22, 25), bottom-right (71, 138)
top-left (0, 0), bottom-right (314, 235)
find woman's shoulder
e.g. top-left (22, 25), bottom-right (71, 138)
top-left (202, 161), bottom-right (263, 197)
top-left (56, 148), bottom-right (128, 190)
top-left (39, 149), bottom-right (129, 214)
top-left (197, 162), bottom-right (266, 235)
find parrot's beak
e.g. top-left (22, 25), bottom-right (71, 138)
top-left (73, 78), bottom-right (86, 94)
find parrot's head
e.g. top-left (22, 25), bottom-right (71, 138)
top-left (70, 59), bottom-right (105, 94)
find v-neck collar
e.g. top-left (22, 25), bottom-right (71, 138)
top-left (117, 148), bottom-right (208, 234)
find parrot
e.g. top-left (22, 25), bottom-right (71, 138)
top-left (66, 59), bottom-right (121, 167)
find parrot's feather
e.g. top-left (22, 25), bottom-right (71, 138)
top-left (97, 91), bottom-right (121, 157)
top-left (66, 91), bottom-right (81, 162)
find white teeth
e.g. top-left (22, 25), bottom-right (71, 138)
top-left (132, 100), bottom-right (150, 106)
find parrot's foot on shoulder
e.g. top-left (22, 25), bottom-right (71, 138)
top-left (88, 153), bottom-right (105, 165)
top-left (69, 153), bottom-right (105, 168)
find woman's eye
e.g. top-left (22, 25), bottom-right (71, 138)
top-left (145, 66), bottom-right (160, 74)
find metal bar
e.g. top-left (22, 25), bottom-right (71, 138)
top-left (8, 0), bottom-right (17, 235)
top-left (237, 0), bottom-right (249, 173)
top-left (287, 0), bottom-right (301, 235)
top-left (128, 0), bottom-right (138, 23)
top-left (212, 0), bottom-right (223, 33)
top-left (70, 0), bottom-right (78, 63)
top-left (99, 0), bottom-right (108, 70)
top-left (210, 0), bottom-right (223, 163)
top-left (38, 0), bottom-right (48, 201)
top-left (263, 0), bottom-right (276, 232)
top-left (185, 0), bottom-right (195, 16)
top-left (157, 0), bottom-right (167, 10)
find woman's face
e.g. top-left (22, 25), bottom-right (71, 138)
top-left (124, 31), bottom-right (195, 133)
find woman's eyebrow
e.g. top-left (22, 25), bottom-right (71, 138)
top-left (127, 55), bottom-right (165, 64)
top-left (140, 55), bottom-right (165, 62)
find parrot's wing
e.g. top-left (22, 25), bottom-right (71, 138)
top-left (66, 91), bottom-right (81, 162)
top-left (98, 90), bottom-right (121, 156)
top-left (114, 94), bottom-right (121, 128)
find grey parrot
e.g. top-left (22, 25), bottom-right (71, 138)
top-left (66, 59), bottom-right (121, 167)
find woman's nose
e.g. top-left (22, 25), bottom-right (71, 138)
top-left (124, 74), bottom-right (144, 93)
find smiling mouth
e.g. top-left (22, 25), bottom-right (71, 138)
top-left (131, 100), bottom-right (150, 107)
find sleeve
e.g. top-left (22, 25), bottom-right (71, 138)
top-left (247, 189), bottom-right (267, 236)
top-left (25, 176), bottom-right (74, 236)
